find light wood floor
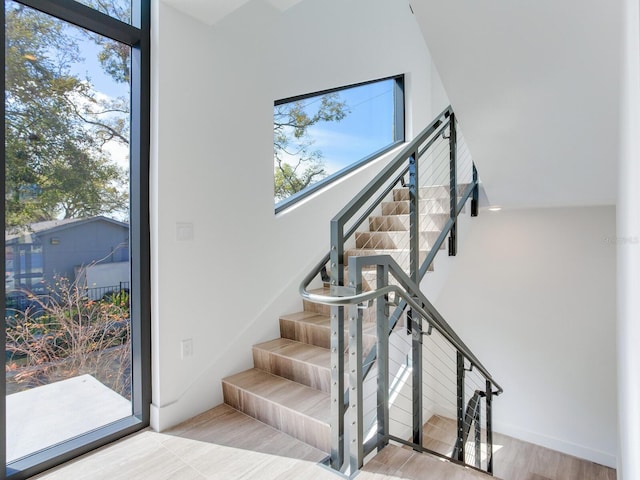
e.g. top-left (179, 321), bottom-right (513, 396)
top-left (420, 414), bottom-right (616, 480)
top-left (32, 404), bottom-right (616, 480)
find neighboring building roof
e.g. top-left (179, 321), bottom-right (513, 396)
top-left (6, 216), bottom-right (129, 244)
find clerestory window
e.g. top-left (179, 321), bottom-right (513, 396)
top-left (274, 75), bottom-right (405, 213)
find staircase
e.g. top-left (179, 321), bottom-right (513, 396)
top-left (224, 107), bottom-right (502, 478)
top-left (221, 184), bottom-right (459, 454)
top-left (222, 306), bottom-right (332, 452)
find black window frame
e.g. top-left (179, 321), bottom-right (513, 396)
top-left (274, 74), bottom-right (405, 215)
top-left (0, 1), bottom-right (150, 478)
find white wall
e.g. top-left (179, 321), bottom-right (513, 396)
top-left (432, 207), bottom-right (617, 467)
top-left (617, 1), bottom-right (640, 478)
top-left (412, 0), bottom-right (621, 209)
top-left (151, 0), bottom-right (449, 430)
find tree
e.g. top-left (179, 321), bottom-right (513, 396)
top-left (5, 2), bottom-right (130, 229)
top-left (83, 0), bottom-right (132, 83)
top-left (274, 92), bottom-right (349, 201)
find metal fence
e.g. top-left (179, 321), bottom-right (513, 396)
top-left (86, 282), bottom-right (130, 301)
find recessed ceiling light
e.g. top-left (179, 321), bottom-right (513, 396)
top-left (488, 206), bottom-right (502, 212)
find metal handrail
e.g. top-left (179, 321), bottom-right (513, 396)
top-left (330, 105), bottom-right (451, 233)
top-left (300, 175), bottom-right (483, 390)
top-left (299, 106), bottom-right (453, 290)
top-left (299, 106), bottom-right (501, 474)
top-left (300, 255), bottom-right (503, 395)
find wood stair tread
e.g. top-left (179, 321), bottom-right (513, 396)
top-left (363, 444), bottom-right (489, 479)
top-left (302, 287), bottom-right (331, 315)
top-left (280, 310), bottom-right (379, 355)
top-left (368, 213), bottom-right (448, 221)
top-left (392, 184), bottom-right (471, 201)
top-left (222, 368), bottom-right (331, 452)
top-left (344, 248), bottom-right (433, 271)
top-left (368, 214), bottom-right (448, 232)
top-left (345, 247), bottom-right (430, 255)
top-left (382, 198), bottom-right (452, 213)
top-left (307, 286), bottom-right (330, 296)
top-left (280, 311), bottom-right (330, 325)
top-left (280, 312), bottom-right (333, 349)
top-left (221, 182), bottom-right (471, 457)
top-left (355, 231), bottom-right (445, 250)
top-left (222, 368), bottom-right (330, 424)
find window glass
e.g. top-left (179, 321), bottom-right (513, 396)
top-left (74, 0), bottom-right (133, 25)
top-left (274, 77), bottom-right (404, 208)
top-left (5, 0), bottom-right (133, 463)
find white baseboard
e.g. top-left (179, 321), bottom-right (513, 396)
top-left (150, 392), bottom-right (220, 432)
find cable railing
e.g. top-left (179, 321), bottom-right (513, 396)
top-left (299, 107), bottom-right (501, 475)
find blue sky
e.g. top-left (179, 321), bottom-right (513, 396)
top-left (68, 28), bottom-right (130, 99)
top-left (287, 79), bottom-right (397, 176)
top-left (61, 17), bottom-right (131, 172)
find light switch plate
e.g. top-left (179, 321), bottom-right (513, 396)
top-left (176, 222), bottom-right (194, 241)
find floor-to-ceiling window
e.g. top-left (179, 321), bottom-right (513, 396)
top-left (2, 1), bottom-right (149, 478)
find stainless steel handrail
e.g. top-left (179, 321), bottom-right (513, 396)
top-left (299, 254), bottom-right (503, 395)
top-left (330, 106), bottom-right (452, 233)
top-left (300, 105), bottom-right (501, 474)
top-left (298, 105), bottom-right (501, 394)
top-left (299, 106), bottom-right (453, 292)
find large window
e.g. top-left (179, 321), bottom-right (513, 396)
top-left (274, 75), bottom-right (405, 213)
top-left (2, 1), bottom-right (149, 478)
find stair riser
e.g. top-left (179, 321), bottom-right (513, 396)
top-left (303, 298), bottom-right (330, 315)
top-left (252, 347), bottom-right (331, 393)
top-left (279, 317), bottom-right (377, 353)
top-left (222, 381), bottom-right (330, 452)
top-left (355, 231), bottom-right (445, 250)
top-left (393, 184), bottom-right (471, 202)
top-left (381, 200), bottom-right (466, 216)
top-left (280, 317), bottom-right (331, 349)
top-left (368, 214), bottom-right (448, 232)
top-left (382, 199), bottom-right (451, 215)
top-left (344, 249), bottom-right (429, 271)
top-left (303, 298), bottom-right (408, 326)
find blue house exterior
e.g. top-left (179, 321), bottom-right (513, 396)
top-left (5, 216), bottom-right (129, 292)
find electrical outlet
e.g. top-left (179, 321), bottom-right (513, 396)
top-left (181, 338), bottom-right (194, 359)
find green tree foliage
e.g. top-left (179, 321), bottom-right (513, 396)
top-left (5, 2), bottom-right (130, 229)
top-left (82, 0), bottom-right (131, 83)
top-left (274, 93), bottom-right (349, 201)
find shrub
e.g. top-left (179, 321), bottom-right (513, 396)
top-left (5, 275), bottom-right (131, 398)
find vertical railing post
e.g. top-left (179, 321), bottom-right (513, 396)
top-left (329, 220), bottom-right (345, 470)
top-left (471, 163), bottom-right (479, 217)
top-left (407, 152), bottom-right (418, 337)
top-left (408, 151), bottom-right (419, 282)
top-left (376, 264), bottom-right (390, 452)
top-left (456, 351), bottom-right (465, 462)
top-left (408, 151), bottom-right (423, 449)
top-left (411, 311), bottom-right (423, 448)
top-left (448, 113), bottom-right (458, 256)
top-left (486, 379), bottom-right (494, 474)
top-left (474, 403), bottom-right (481, 468)
top-left (348, 258), bottom-right (363, 473)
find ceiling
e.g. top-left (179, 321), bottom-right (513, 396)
top-left (161, 0), bottom-right (302, 25)
top-left (411, 0), bottom-right (622, 208)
